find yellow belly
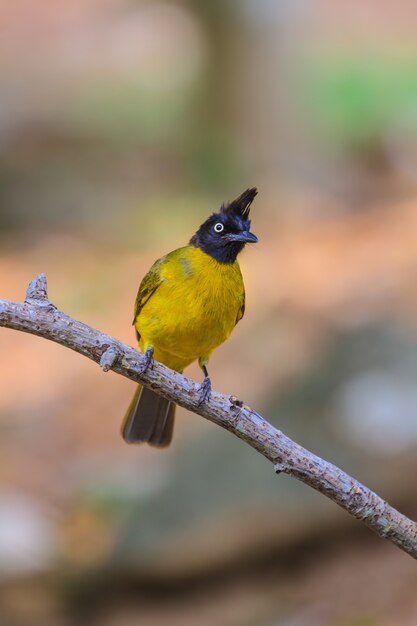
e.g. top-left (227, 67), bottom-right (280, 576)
top-left (135, 247), bottom-right (245, 371)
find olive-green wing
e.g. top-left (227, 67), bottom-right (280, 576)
top-left (235, 289), bottom-right (245, 326)
top-left (132, 256), bottom-right (166, 340)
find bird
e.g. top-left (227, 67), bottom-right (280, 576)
top-left (121, 187), bottom-right (258, 446)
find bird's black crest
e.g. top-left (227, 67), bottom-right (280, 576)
top-left (220, 188), bottom-right (258, 219)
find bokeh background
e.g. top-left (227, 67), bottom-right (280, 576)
top-left (1, 1), bottom-right (417, 624)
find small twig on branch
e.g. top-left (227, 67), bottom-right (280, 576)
top-left (1, 274), bottom-right (417, 559)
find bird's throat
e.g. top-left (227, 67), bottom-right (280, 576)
top-left (191, 240), bottom-right (244, 264)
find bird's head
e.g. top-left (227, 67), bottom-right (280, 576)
top-left (190, 188), bottom-right (258, 263)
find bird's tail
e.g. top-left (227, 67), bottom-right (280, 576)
top-left (121, 385), bottom-right (175, 446)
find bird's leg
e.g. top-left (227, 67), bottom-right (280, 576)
top-left (139, 346), bottom-right (154, 375)
top-left (198, 363), bottom-right (211, 405)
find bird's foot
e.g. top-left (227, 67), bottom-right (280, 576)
top-left (198, 376), bottom-right (211, 406)
top-left (139, 346), bottom-right (154, 375)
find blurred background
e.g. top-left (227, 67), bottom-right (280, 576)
top-left (1, 1), bottom-right (417, 624)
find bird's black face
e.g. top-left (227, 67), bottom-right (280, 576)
top-left (190, 188), bottom-right (258, 264)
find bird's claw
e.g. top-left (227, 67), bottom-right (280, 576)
top-left (139, 346), bottom-right (154, 375)
top-left (198, 376), bottom-right (211, 406)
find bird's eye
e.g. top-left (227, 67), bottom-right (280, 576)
top-left (214, 222), bottom-right (224, 233)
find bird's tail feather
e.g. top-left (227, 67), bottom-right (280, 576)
top-left (121, 385), bottom-right (175, 446)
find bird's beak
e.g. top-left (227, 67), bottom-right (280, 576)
top-left (227, 231), bottom-right (258, 244)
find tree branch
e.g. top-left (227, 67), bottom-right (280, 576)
top-left (1, 274), bottom-right (416, 559)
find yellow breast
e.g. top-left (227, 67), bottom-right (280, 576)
top-left (136, 246), bottom-right (245, 371)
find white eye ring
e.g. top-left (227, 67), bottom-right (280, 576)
top-left (214, 222), bottom-right (224, 233)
